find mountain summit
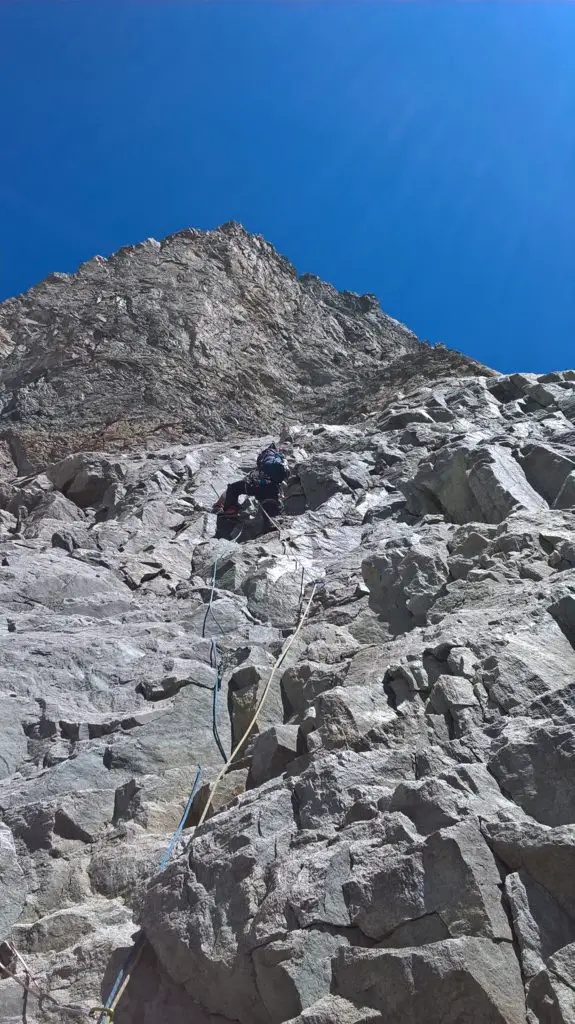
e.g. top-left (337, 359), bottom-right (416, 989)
top-left (0, 222), bottom-right (489, 473)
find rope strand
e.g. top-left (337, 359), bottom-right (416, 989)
top-left (197, 582), bottom-right (317, 827)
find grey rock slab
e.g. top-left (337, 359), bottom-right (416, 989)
top-left (519, 443), bottom-right (575, 505)
top-left (297, 455), bottom-right (352, 510)
top-left (554, 470), bottom-right (575, 509)
top-left (0, 748), bottom-right (126, 820)
top-left (229, 649), bottom-right (280, 756)
top-left (388, 763), bottom-right (524, 836)
top-left (415, 441), bottom-right (548, 524)
top-left (281, 659), bottom-right (350, 718)
top-left (505, 870), bottom-right (575, 980)
top-left (0, 548), bottom-right (136, 618)
top-left (344, 819), bottom-right (509, 944)
top-left (362, 534), bottom-right (450, 631)
top-left (249, 724), bottom-right (300, 786)
top-left (241, 560), bottom-right (304, 627)
top-left (0, 695), bottom-right (32, 778)
top-left (135, 656), bottom-right (215, 701)
top-left (12, 896), bottom-right (129, 955)
top-left (343, 645), bottom-right (388, 688)
top-left (46, 452), bottom-right (122, 507)
top-left (284, 996), bottom-right (381, 1024)
top-left (313, 684), bottom-right (396, 750)
top-left (488, 718), bottom-right (575, 826)
top-left (253, 929), bottom-right (345, 1023)
top-left (467, 447), bottom-right (552, 524)
top-left (185, 594), bottom-right (255, 638)
top-left (0, 822), bottom-right (26, 940)
top-left (5, 898), bottom-right (136, 1021)
top-left (526, 942), bottom-right (575, 1024)
top-left (480, 626), bottom-right (575, 715)
top-left (421, 820), bottom-right (511, 941)
top-left (88, 827), bottom-right (168, 904)
top-left (104, 681), bottom-right (229, 778)
top-left (413, 443), bottom-right (486, 523)
top-left (55, 787), bottom-right (119, 842)
top-left (103, 935), bottom-right (230, 1024)
top-left (334, 936), bottom-right (526, 1023)
top-left (141, 785), bottom-right (298, 1024)
top-left (191, 767), bottom-right (248, 822)
top-left (426, 674), bottom-right (479, 715)
top-left (292, 749), bottom-right (416, 830)
top-left (483, 819), bottom-right (575, 919)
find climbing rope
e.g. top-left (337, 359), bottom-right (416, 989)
top-left (210, 639), bottom-right (228, 763)
top-left (256, 500), bottom-right (284, 542)
top-left (91, 936), bottom-right (146, 1023)
top-left (0, 951), bottom-right (85, 1020)
top-left (158, 766), bottom-right (203, 869)
top-left (88, 592), bottom-right (321, 1023)
top-left (86, 506), bottom-right (319, 1021)
top-left (201, 557), bottom-right (219, 638)
top-left (92, 766), bottom-right (203, 1022)
top-left (197, 581), bottom-right (318, 827)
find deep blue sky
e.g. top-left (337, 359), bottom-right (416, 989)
top-left (1, 2), bottom-right (574, 373)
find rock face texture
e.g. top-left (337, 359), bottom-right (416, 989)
top-left (0, 221), bottom-right (489, 472)
top-left (0, 226), bottom-right (574, 1023)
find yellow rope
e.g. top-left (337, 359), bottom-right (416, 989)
top-left (83, 498), bottom-right (318, 1020)
top-left (197, 581), bottom-right (317, 826)
top-left (89, 582), bottom-right (318, 1020)
top-left (93, 936), bottom-right (147, 1021)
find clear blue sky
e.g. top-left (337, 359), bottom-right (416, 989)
top-left (1, 2), bottom-right (574, 373)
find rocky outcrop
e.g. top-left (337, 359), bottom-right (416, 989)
top-left (0, 223), bottom-right (489, 474)
top-left (1, 228), bottom-right (575, 1023)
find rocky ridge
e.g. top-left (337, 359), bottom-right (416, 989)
top-left (0, 228), bottom-right (574, 1024)
top-left (0, 222), bottom-right (489, 473)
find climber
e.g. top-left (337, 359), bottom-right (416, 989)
top-left (212, 442), bottom-right (289, 531)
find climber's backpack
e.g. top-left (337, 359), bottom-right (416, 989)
top-left (257, 447), bottom-right (289, 483)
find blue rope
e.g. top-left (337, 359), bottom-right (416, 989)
top-left (159, 765), bottom-right (204, 869)
top-left (97, 766), bottom-right (203, 1022)
top-left (96, 964), bottom-right (126, 1023)
top-left (96, 554), bottom-right (232, 1020)
top-left (210, 639), bottom-right (228, 763)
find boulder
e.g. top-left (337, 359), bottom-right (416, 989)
top-left (505, 871), bottom-right (575, 979)
top-left (415, 442), bottom-right (547, 524)
top-left (362, 535), bottom-right (449, 631)
top-left (527, 942), bottom-right (575, 1024)
top-left (249, 725), bottom-right (300, 786)
top-left (334, 937), bottom-right (526, 1023)
top-left (488, 719), bottom-right (575, 825)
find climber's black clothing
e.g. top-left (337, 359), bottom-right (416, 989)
top-left (224, 470), bottom-right (284, 519)
top-left (212, 443), bottom-right (288, 534)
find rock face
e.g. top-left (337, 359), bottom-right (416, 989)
top-left (0, 222), bottom-right (489, 473)
top-left (0, 227), bottom-right (575, 1023)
